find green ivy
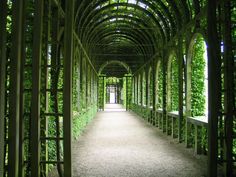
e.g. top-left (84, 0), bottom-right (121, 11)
top-left (191, 36), bottom-right (206, 116)
top-left (149, 69), bottom-right (153, 106)
top-left (170, 55), bottom-right (179, 111)
top-left (98, 76), bottom-right (106, 109)
top-left (106, 77), bottom-right (120, 84)
top-left (138, 75), bottom-right (142, 104)
top-left (72, 106), bottom-right (97, 139)
top-left (142, 72), bottom-right (146, 105)
top-left (123, 77), bottom-right (126, 107)
top-left (156, 63), bottom-right (163, 108)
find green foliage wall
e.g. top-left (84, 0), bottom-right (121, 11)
top-left (72, 56), bottom-right (98, 139)
top-left (170, 55), bottom-right (179, 111)
top-left (122, 77), bottom-right (126, 107)
top-left (138, 75), bottom-right (142, 104)
top-left (156, 62), bottom-right (163, 108)
top-left (126, 75), bottom-right (132, 109)
top-left (191, 36), bottom-right (206, 116)
top-left (142, 72), bottom-right (146, 106)
top-left (98, 76), bottom-right (106, 109)
top-left (149, 69), bottom-right (153, 107)
top-left (106, 77), bottom-right (120, 84)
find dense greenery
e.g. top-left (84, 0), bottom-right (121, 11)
top-left (149, 69), bottom-right (153, 107)
top-left (106, 77), bottom-right (120, 84)
top-left (142, 72), bottom-right (146, 106)
top-left (156, 62), bottom-right (163, 108)
top-left (191, 36), bottom-right (206, 116)
top-left (138, 75), bottom-right (142, 104)
top-left (170, 55), bottom-right (179, 111)
top-left (98, 75), bottom-right (106, 109)
top-left (122, 77), bottom-right (127, 107)
top-left (122, 75), bottom-right (132, 108)
top-left (2, 1), bottom-right (235, 176)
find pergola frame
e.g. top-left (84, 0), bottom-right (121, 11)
top-left (0, 0), bottom-right (235, 176)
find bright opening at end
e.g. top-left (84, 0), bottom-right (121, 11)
top-left (104, 104), bottom-right (126, 112)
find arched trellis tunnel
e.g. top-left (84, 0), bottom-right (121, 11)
top-left (0, 0), bottom-right (235, 177)
top-left (98, 60), bottom-right (132, 111)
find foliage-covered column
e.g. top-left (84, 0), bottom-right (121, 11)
top-left (155, 61), bottom-right (163, 109)
top-left (167, 54), bottom-right (178, 112)
top-left (142, 71), bottom-right (146, 106)
top-left (98, 75), bottom-right (106, 110)
top-left (125, 74), bottom-right (132, 110)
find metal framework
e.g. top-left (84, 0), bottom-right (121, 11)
top-left (0, 0), bottom-right (235, 176)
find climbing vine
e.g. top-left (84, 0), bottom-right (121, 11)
top-left (191, 36), bottom-right (206, 116)
top-left (122, 77), bottom-right (126, 107)
top-left (142, 72), bottom-right (146, 106)
top-left (106, 77), bottom-right (120, 84)
top-left (156, 62), bottom-right (163, 108)
top-left (138, 75), bottom-right (142, 105)
top-left (149, 68), bottom-right (153, 107)
top-left (170, 55), bottom-right (179, 111)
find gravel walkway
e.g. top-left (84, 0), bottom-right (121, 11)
top-left (72, 104), bottom-right (207, 177)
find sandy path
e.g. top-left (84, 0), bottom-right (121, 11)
top-left (71, 104), bottom-right (206, 177)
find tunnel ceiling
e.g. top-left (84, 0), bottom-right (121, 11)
top-left (75, 0), bottom-right (195, 77)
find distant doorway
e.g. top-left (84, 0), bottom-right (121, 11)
top-left (110, 92), bottom-right (115, 103)
top-left (107, 85), bottom-right (117, 104)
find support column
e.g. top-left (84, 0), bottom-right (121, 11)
top-left (30, 1), bottom-right (44, 176)
top-left (178, 40), bottom-right (184, 142)
top-left (8, 1), bottom-right (23, 176)
top-left (63, 0), bottom-right (74, 176)
top-left (0, 1), bottom-right (7, 176)
top-left (162, 56), bottom-right (167, 132)
top-left (152, 61), bottom-right (156, 117)
top-left (19, 1), bottom-right (26, 176)
top-left (145, 68), bottom-right (149, 109)
top-left (223, 1), bottom-right (233, 175)
top-left (207, 0), bottom-right (221, 176)
top-left (40, 1), bottom-right (51, 175)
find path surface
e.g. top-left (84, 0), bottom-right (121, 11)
top-left (72, 104), bottom-right (207, 177)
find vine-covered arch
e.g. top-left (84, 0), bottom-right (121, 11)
top-left (186, 33), bottom-right (208, 117)
top-left (166, 50), bottom-right (179, 112)
top-left (155, 59), bottom-right (163, 109)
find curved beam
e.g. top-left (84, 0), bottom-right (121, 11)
top-left (86, 21), bottom-right (156, 53)
top-left (98, 60), bottom-right (132, 75)
top-left (78, 3), bottom-right (166, 41)
top-left (82, 14), bottom-right (158, 44)
top-left (91, 32), bottom-right (153, 60)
